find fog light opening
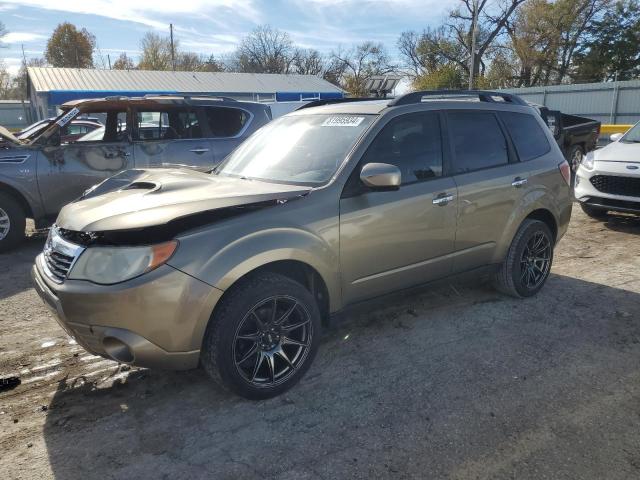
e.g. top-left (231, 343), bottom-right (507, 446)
top-left (103, 337), bottom-right (134, 363)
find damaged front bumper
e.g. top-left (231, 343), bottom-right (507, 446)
top-left (31, 255), bottom-right (223, 370)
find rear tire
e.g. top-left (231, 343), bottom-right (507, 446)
top-left (0, 192), bottom-right (26, 253)
top-left (569, 145), bottom-right (584, 173)
top-left (580, 203), bottom-right (609, 220)
top-left (494, 219), bottom-right (554, 298)
top-left (201, 272), bottom-right (321, 400)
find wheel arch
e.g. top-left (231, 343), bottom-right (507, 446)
top-left (0, 181), bottom-right (34, 219)
top-left (217, 260), bottom-right (332, 327)
top-left (525, 208), bottom-right (558, 242)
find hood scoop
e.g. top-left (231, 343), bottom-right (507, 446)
top-left (122, 181), bottom-right (160, 192)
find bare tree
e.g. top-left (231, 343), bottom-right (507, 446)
top-left (231, 25), bottom-right (296, 73)
top-left (112, 52), bottom-right (135, 70)
top-left (329, 42), bottom-right (396, 96)
top-left (138, 32), bottom-right (174, 70)
top-left (293, 49), bottom-right (326, 75)
top-left (448, 0), bottom-right (529, 79)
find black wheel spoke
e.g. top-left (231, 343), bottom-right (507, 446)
top-left (251, 351), bottom-right (265, 382)
top-left (282, 336), bottom-right (310, 348)
top-left (237, 343), bottom-right (259, 365)
top-left (275, 347), bottom-right (295, 370)
top-left (265, 352), bottom-right (276, 384)
top-left (275, 301), bottom-right (298, 326)
top-left (282, 318), bottom-right (311, 332)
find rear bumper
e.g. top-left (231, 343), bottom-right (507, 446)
top-left (31, 256), bottom-right (223, 370)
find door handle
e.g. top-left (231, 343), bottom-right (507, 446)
top-left (189, 148), bottom-right (210, 154)
top-left (432, 193), bottom-right (454, 206)
top-left (512, 177), bottom-right (528, 188)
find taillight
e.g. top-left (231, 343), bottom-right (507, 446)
top-left (558, 161), bottom-right (571, 186)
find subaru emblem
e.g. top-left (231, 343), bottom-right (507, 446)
top-left (627, 165), bottom-right (639, 170)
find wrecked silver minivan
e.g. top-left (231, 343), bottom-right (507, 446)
top-left (0, 95), bottom-right (271, 251)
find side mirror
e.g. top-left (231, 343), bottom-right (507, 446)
top-left (360, 162), bottom-right (401, 189)
top-left (609, 132), bottom-right (623, 142)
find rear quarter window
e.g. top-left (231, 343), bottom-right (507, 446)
top-left (500, 111), bottom-right (551, 161)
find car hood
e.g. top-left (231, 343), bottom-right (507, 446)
top-left (594, 140), bottom-right (640, 163)
top-left (0, 126), bottom-right (22, 146)
top-left (56, 168), bottom-right (312, 232)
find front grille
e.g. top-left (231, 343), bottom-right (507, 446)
top-left (42, 226), bottom-right (85, 283)
top-left (590, 175), bottom-right (640, 198)
top-left (44, 250), bottom-right (74, 282)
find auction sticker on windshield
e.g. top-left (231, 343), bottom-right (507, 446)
top-left (322, 116), bottom-right (365, 127)
top-left (56, 108), bottom-right (80, 128)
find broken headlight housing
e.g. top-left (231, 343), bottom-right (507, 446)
top-left (68, 241), bottom-right (177, 285)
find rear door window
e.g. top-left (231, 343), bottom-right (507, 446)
top-left (447, 111), bottom-right (509, 173)
top-left (205, 107), bottom-right (249, 138)
top-left (360, 111), bottom-right (443, 184)
top-left (499, 111), bottom-right (551, 161)
top-left (135, 108), bottom-right (203, 141)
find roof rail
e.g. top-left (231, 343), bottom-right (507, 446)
top-left (388, 90), bottom-right (528, 107)
top-left (296, 97), bottom-right (383, 111)
top-left (142, 93), bottom-right (237, 102)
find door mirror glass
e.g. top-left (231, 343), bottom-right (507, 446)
top-left (360, 162), bottom-right (401, 189)
top-left (609, 132), bottom-right (623, 142)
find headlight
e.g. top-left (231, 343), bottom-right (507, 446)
top-left (581, 152), bottom-right (595, 170)
top-left (68, 241), bottom-right (177, 285)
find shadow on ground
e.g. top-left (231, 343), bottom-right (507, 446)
top-left (602, 213), bottom-right (640, 235)
top-left (41, 274), bottom-right (640, 479)
top-left (0, 234), bottom-right (47, 300)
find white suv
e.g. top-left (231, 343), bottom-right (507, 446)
top-left (575, 122), bottom-right (640, 219)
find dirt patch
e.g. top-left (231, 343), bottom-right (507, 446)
top-left (1, 210), bottom-right (639, 479)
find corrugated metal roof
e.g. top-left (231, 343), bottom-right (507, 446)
top-left (28, 67), bottom-right (343, 94)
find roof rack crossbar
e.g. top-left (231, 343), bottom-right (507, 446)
top-left (388, 90), bottom-right (528, 107)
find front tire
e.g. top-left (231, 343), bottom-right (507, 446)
top-left (201, 272), bottom-right (321, 400)
top-left (494, 219), bottom-right (554, 298)
top-left (0, 192), bottom-right (26, 253)
top-left (580, 203), bottom-right (609, 220)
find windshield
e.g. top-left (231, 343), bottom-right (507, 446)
top-left (621, 122), bottom-right (640, 143)
top-left (216, 113), bottom-right (374, 185)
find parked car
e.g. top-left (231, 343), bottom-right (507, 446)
top-left (0, 95), bottom-right (272, 251)
top-left (574, 121), bottom-right (640, 218)
top-left (533, 105), bottom-right (601, 171)
top-left (15, 117), bottom-right (103, 143)
top-left (31, 90), bottom-right (572, 399)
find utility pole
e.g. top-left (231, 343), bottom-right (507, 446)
top-left (170, 23), bottom-right (176, 71)
top-left (107, 54), bottom-right (111, 70)
top-left (468, 0), bottom-right (478, 90)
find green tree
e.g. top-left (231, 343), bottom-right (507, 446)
top-left (45, 22), bottom-right (95, 68)
top-left (574, 0), bottom-right (640, 81)
top-left (412, 64), bottom-right (465, 90)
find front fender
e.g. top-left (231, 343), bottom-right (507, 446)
top-left (0, 150), bottom-right (44, 221)
top-left (172, 227), bottom-right (341, 312)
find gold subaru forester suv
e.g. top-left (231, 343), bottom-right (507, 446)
top-left (32, 91), bottom-right (573, 399)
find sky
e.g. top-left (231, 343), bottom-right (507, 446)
top-left (0, 0), bottom-right (454, 76)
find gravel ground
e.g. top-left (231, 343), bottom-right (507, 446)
top-left (1, 209), bottom-right (640, 480)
